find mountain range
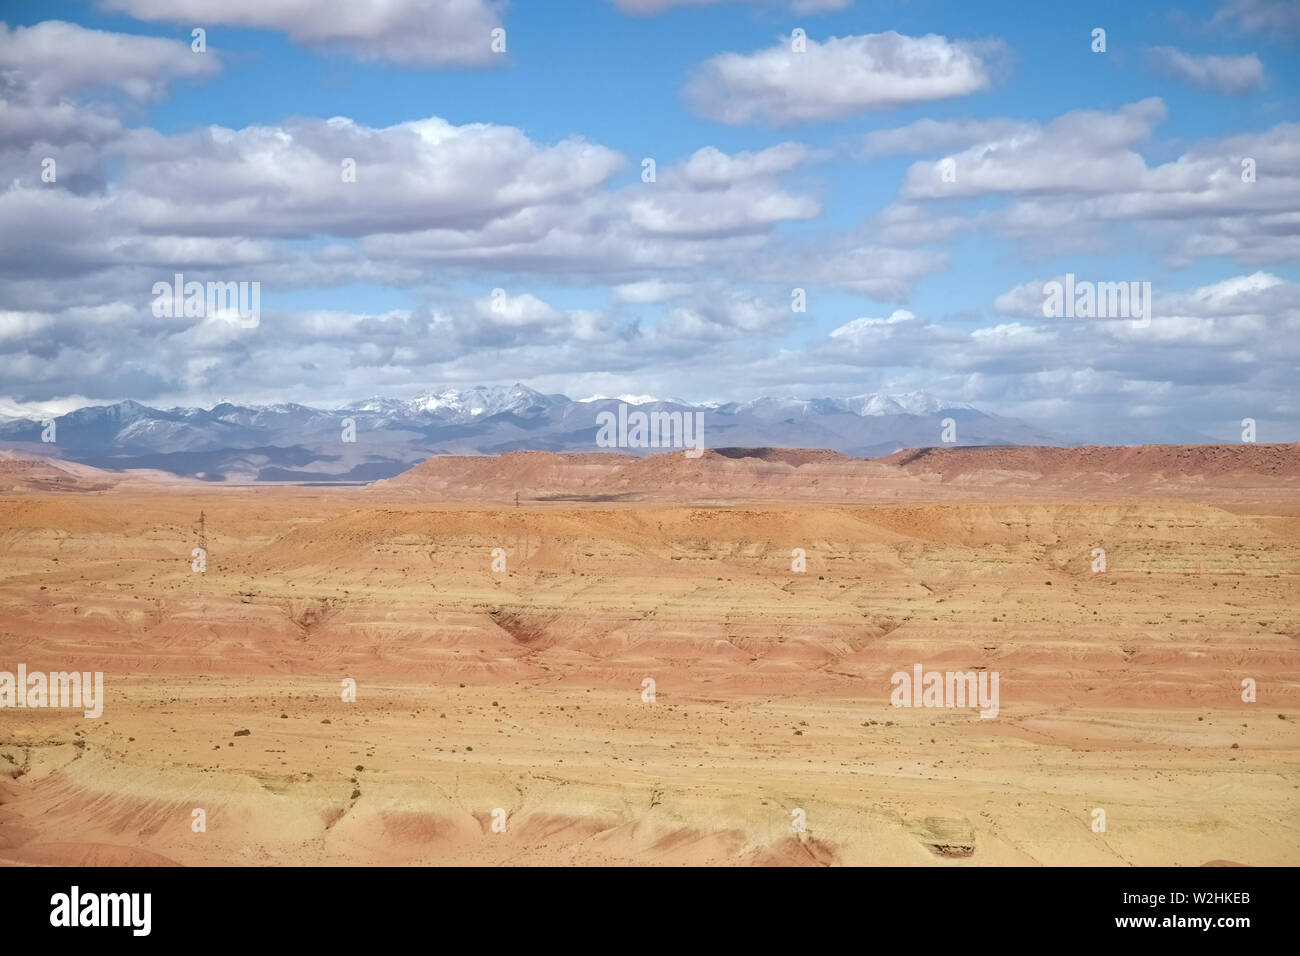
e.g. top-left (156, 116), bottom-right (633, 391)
top-left (0, 385), bottom-right (1063, 482)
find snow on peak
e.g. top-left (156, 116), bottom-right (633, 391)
top-left (403, 384), bottom-right (552, 421)
top-left (576, 394), bottom-right (661, 405)
top-left (839, 391), bottom-right (972, 416)
top-left (732, 391), bottom-right (970, 418)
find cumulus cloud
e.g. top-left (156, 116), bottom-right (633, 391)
top-left (871, 202), bottom-right (973, 244)
top-left (789, 237), bottom-right (949, 299)
top-left (886, 98), bottom-right (1300, 269)
top-left (685, 32), bottom-right (998, 125)
top-left (993, 278), bottom-right (1055, 318)
top-left (900, 98), bottom-right (1167, 199)
top-left (0, 20), bottom-right (219, 104)
top-left (679, 143), bottom-right (812, 187)
top-left (6, 266), bottom-right (1298, 443)
top-left (0, 93), bottom-right (840, 299)
top-left (829, 309), bottom-right (921, 340)
top-left (627, 182), bottom-right (819, 236)
top-left (808, 272), bottom-right (1300, 438)
top-left (1145, 46), bottom-right (1266, 95)
top-left (110, 116), bottom-right (626, 238)
top-left (1210, 0), bottom-right (1300, 36)
top-left (995, 271), bottom-right (1299, 325)
top-left (862, 117), bottom-right (1029, 157)
top-left (655, 286), bottom-right (793, 340)
top-left (99, 0), bottom-right (505, 67)
top-left (3, 12), bottom-right (1295, 442)
top-left (612, 280), bottom-right (692, 304)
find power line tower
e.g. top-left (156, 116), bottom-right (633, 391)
top-left (198, 510), bottom-right (207, 550)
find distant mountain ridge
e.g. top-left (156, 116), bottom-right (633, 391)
top-left (0, 385), bottom-right (1060, 483)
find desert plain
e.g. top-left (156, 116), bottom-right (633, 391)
top-left (1, 444), bottom-right (1298, 866)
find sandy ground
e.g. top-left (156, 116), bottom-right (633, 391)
top-left (1, 483), bottom-right (1297, 865)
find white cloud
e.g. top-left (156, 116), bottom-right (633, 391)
top-left (100, 0), bottom-right (504, 67)
top-left (613, 280), bottom-right (691, 303)
top-left (901, 98), bottom-right (1166, 199)
top-left (792, 240), bottom-right (949, 299)
top-left (4, 10), bottom-right (1296, 441)
top-left (889, 98), bottom-right (1300, 268)
top-left (0, 20), bottom-right (219, 104)
top-left (679, 143), bottom-right (812, 186)
top-left (112, 116), bottom-right (626, 238)
top-left (1145, 46), bottom-right (1266, 95)
top-left (993, 279), bottom-right (1054, 318)
top-left (685, 32), bottom-right (998, 125)
top-left (656, 288), bottom-right (792, 340)
top-left (862, 117), bottom-right (1029, 157)
top-left (627, 182), bottom-right (820, 235)
top-left (995, 271), bottom-right (1300, 324)
top-left (830, 310), bottom-right (918, 338)
top-left (1211, 0), bottom-right (1300, 36)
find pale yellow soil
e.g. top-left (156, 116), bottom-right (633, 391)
top-left (1, 486), bottom-right (1297, 865)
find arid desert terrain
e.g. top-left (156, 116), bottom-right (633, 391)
top-left (1, 444), bottom-right (1298, 866)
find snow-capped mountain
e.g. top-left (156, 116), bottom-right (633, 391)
top-left (575, 393), bottom-right (696, 406)
top-left (401, 384), bottom-right (560, 422)
top-left (840, 392), bottom-right (976, 417)
top-left (346, 385), bottom-right (561, 425)
top-left (0, 386), bottom-right (1064, 482)
top-left (718, 392), bottom-right (977, 420)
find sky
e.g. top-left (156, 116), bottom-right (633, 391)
top-left (1, 0), bottom-right (1298, 443)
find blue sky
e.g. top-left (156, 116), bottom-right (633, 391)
top-left (1, 0), bottom-right (1298, 442)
